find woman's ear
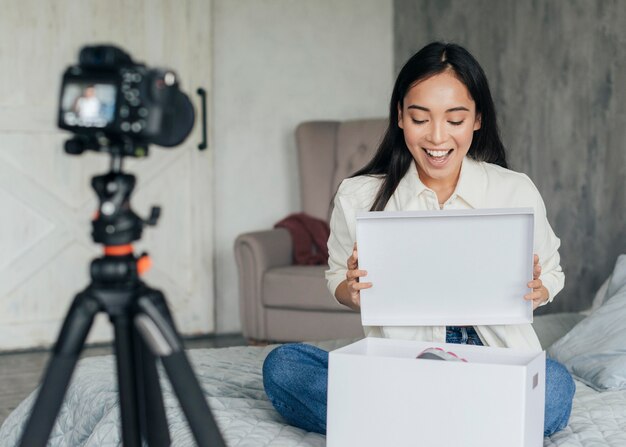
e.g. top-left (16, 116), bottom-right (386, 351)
top-left (473, 113), bottom-right (482, 131)
top-left (397, 103), bottom-right (404, 129)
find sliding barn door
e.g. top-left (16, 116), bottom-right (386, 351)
top-left (0, 0), bottom-right (214, 350)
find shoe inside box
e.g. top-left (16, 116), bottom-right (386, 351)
top-left (340, 337), bottom-right (540, 366)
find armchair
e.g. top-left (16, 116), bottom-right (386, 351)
top-left (235, 118), bottom-right (387, 342)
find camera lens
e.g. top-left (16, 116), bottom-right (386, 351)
top-left (152, 90), bottom-right (195, 147)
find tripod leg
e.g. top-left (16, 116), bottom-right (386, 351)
top-left (111, 314), bottom-right (142, 447)
top-left (133, 326), bottom-right (171, 446)
top-left (135, 292), bottom-right (227, 447)
top-left (19, 293), bottom-right (100, 447)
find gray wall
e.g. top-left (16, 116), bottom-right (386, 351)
top-left (394, 0), bottom-right (626, 313)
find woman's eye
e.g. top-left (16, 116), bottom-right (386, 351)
top-left (448, 120), bottom-right (464, 126)
top-left (412, 119), bottom-right (427, 124)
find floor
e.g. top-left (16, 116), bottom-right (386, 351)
top-left (0, 333), bottom-right (246, 427)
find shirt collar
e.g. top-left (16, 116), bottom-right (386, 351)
top-left (398, 156), bottom-right (487, 209)
top-left (399, 160), bottom-right (428, 196)
top-left (453, 157), bottom-right (487, 209)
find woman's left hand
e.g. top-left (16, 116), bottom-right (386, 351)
top-left (525, 254), bottom-right (549, 310)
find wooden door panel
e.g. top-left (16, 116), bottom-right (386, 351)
top-left (0, 0), bottom-right (213, 350)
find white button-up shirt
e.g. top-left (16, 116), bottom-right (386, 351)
top-left (325, 157), bottom-right (564, 350)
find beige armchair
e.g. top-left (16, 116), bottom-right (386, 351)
top-left (234, 118), bottom-right (387, 342)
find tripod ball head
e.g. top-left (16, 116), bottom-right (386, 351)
top-left (91, 171), bottom-right (159, 246)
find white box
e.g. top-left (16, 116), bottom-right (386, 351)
top-left (357, 208), bottom-right (535, 326)
top-left (327, 209), bottom-right (545, 446)
top-left (327, 338), bottom-right (545, 447)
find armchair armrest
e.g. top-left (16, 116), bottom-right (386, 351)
top-left (235, 228), bottom-right (292, 271)
top-left (234, 228), bottom-right (292, 339)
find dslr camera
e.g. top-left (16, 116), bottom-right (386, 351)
top-left (58, 45), bottom-right (195, 156)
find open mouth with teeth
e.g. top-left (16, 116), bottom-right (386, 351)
top-left (422, 148), bottom-right (454, 164)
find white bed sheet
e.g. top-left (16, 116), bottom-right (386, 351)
top-left (1, 314), bottom-right (624, 446)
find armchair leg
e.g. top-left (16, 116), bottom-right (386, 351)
top-left (247, 338), bottom-right (270, 346)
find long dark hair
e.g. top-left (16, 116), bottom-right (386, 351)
top-left (353, 42), bottom-right (508, 211)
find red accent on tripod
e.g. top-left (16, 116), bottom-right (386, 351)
top-left (104, 245), bottom-right (133, 256)
top-left (137, 255), bottom-right (152, 275)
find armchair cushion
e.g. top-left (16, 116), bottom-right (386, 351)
top-left (263, 265), bottom-right (351, 312)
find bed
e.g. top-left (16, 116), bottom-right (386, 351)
top-left (1, 313), bottom-right (625, 446)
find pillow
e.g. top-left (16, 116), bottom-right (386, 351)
top-left (580, 275), bottom-right (611, 316)
top-left (548, 254), bottom-right (626, 391)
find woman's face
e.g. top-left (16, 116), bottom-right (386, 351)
top-left (398, 71), bottom-right (481, 185)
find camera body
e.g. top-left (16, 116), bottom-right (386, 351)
top-left (59, 45), bottom-right (194, 152)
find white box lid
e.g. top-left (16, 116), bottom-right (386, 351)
top-left (357, 208), bottom-right (534, 326)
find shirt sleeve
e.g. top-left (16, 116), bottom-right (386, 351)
top-left (325, 184), bottom-right (356, 303)
top-left (527, 177), bottom-right (565, 305)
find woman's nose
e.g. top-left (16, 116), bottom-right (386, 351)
top-left (426, 122), bottom-right (447, 145)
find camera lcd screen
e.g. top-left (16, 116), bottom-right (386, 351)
top-left (61, 82), bottom-right (116, 128)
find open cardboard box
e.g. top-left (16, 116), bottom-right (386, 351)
top-left (327, 338), bottom-right (545, 446)
top-left (326, 209), bottom-right (545, 447)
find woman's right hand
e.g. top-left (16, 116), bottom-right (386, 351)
top-left (344, 243), bottom-right (372, 311)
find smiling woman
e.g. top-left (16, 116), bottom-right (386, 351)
top-left (352, 42), bottom-right (507, 212)
top-left (332, 42), bottom-right (559, 339)
top-left (398, 71), bottom-right (482, 202)
top-left (262, 42), bottom-right (575, 439)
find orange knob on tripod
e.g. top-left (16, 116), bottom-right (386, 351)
top-left (104, 245), bottom-right (133, 256)
top-left (137, 255), bottom-right (152, 275)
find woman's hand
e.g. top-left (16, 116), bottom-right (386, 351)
top-left (343, 243), bottom-right (372, 311)
top-left (524, 254), bottom-right (549, 310)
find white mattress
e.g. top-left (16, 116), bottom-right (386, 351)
top-left (544, 380), bottom-right (626, 446)
top-left (1, 315), bottom-right (625, 446)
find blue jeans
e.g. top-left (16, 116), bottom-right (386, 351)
top-left (263, 331), bottom-right (575, 437)
top-left (445, 325), bottom-right (484, 345)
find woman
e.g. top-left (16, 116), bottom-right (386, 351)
top-left (263, 42), bottom-right (575, 437)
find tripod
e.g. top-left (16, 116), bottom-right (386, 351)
top-left (20, 153), bottom-right (226, 447)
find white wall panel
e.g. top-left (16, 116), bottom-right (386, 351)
top-left (212, 0), bottom-right (394, 332)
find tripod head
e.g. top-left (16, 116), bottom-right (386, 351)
top-left (91, 153), bottom-right (160, 247)
top-left (84, 153), bottom-right (158, 285)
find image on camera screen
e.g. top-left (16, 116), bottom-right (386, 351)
top-left (61, 82), bottom-right (116, 128)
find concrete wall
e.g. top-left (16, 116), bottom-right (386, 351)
top-left (394, 0), bottom-right (626, 312)
top-left (212, 0), bottom-right (394, 332)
